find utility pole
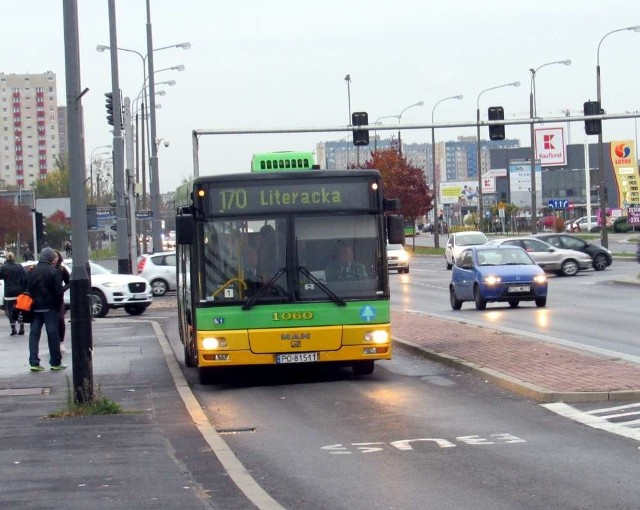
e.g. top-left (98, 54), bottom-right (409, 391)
top-left (63, 0), bottom-right (93, 404)
top-left (108, 0), bottom-right (130, 273)
top-left (123, 97), bottom-right (138, 264)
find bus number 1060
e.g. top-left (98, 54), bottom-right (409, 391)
top-left (272, 311), bottom-right (313, 321)
top-left (218, 189), bottom-right (247, 211)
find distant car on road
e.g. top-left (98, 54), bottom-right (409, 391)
top-left (137, 251), bottom-right (176, 296)
top-left (487, 237), bottom-right (592, 276)
top-left (565, 216), bottom-right (598, 233)
top-left (449, 245), bottom-right (548, 310)
top-left (534, 233), bottom-right (612, 271)
top-left (386, 244), bottom-right (410, 273)
top-left (445, 231), bottom-right (488, 269)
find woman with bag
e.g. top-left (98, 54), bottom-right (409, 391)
top-left (0, 252), bottom-right (27, 335)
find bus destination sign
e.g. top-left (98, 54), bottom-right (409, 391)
top-left (207, 180), bottom-right (375, 215)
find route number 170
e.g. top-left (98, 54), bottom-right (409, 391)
top-left (218, 189), bottom-right (248, 211)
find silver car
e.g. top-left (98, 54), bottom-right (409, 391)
top-left (488, 237), bottom-right (592, 276)
top-left (137, 251), bottom-right (176, 296)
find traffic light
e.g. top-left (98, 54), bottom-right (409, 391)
top-left (352, 111), bottom-right (370, 146)
top-left (35, 211), bottom-right (46, 248)
top-left (487, 106), bottom-right (505, 140)
top-left (583, 100), bottom-right (602, 135)
top-left (105, 92), bottom-right (114, 126)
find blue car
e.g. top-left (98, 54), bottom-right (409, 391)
top-left (449, 245), bottom-right (548, 310)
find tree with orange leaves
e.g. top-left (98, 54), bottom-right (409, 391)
top-left (360, 142), bottom-right (433, 223)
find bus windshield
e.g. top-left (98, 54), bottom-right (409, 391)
top-left (199, 214), bottom-right (382, 306)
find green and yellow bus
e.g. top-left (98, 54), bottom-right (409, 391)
top-left (175, 167), bottom-right (404, 383)
top-left (251, 151), bottom-right (315, 172)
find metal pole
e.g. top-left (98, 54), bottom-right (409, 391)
top-left (431, 95), bottom-right (462, 248)
top-left (124, 97), bottom-right (137, 266)
top-left (63, 0), bottom-right (93, 404)
top-left (476, 106), bottom-right (483, 227)
top-left (108, 1), bottom-right (129, 274)
top-left (529, 77), bottom-right (537, 234)
top-left (345, 74), bottom-right (351, 168)
top-left (596, 63), bottom-right (609, 249)
top-left (146, 0), bottom-right (163, 253)
top-left (594, 25), bottom-right (640, 247)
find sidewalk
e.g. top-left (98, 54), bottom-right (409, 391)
top-left (0, 320), bottom-right (246, 510)
top-left (392, 309), bottom-right (640, 403)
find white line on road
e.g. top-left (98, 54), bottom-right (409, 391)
top-left (542, 402), bottom-right (640, 442)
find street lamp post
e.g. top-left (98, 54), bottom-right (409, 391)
top-left (89, 145), bottom-right (112, 202)
top-left (476, 81), bottom-right (520, 229)
top-left (397, 101), bottom-right (424, 156)
top-left (431, 95), bottom-right (463, 248)
top-left (374, 115), bottom-right (398, 152)
top-left (529, 59), bottom-right (571, 234)
top-left (596, 25), bottom-right (640, 249)
top-left (97, 36), bottom-right (189, 253)
top-left (344, 74), bottom-right (353, 167)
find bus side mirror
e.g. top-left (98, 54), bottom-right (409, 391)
top-left (176, 214), bottom-right (194, 245)
top-left (387, 215), bottom-right (405, 245)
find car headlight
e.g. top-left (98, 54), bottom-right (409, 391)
top-left (483, 275), bottom-right (501, 285)
top-left (533, 274), bottom-right (547, 284)
top-left (398, 252), bottom-right (409, 262)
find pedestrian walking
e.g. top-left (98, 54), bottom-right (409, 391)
top-left (22, 247), bottom-right (34, 262)
top-left (0, 252), bottom-right (27, 335)
top-left (54, 250), bottom-right (70, 353)
top-left (25, 247), bottom-right (65, 371)
top-left (64, 240), bottom-right (72, 258)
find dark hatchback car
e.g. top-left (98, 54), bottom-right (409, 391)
top-left (534, 233), bottom-right (612, 271)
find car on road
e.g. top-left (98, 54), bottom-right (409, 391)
top-left (445, 231), bottom-right (488, 269)
top-left (534, 233), bottom-right (612, 271)
top-left (450, 245), bottom-right (548, 310)
top-left (565, 216), bottom-right (598, 233)
top-left (137, 251), bottom-right (176, 296)
top-left (387, 243), bottom-right (410, 273)
top-left (487, 236), bottom-right (592, 276)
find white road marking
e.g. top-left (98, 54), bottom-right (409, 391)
top-left (585, 402), bottom-right (640, 414)
top-left (542, 402), bottom-right (640, 442)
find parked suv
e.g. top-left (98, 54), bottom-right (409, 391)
top-left (137, 251), bottom-right (176, 296)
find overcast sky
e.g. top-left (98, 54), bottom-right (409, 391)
top-left (4, 1), bottom-right (640, 192)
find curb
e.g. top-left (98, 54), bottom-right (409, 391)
top-left (393, 336), bottom-right (640, 404)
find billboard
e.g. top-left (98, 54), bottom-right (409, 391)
top-left (508, 159), bottom-right (542, 209)
top-left (440, 181), bottom-right (480, 206)
top-left (609, 140), bottom-right (639, 207)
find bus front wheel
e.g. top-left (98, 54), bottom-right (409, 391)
top-left (352, 360), bottom-right (375, 376)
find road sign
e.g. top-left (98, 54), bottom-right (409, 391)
top-left (548, 199), bottom-right (569, 209)
top-left (135, 209), bottom-right (153, 220)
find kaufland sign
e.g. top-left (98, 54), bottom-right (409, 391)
top-left (534, 126), bottom-right (566, 166)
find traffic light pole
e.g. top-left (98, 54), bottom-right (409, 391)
top-left (108, 0), bottom-right (130, 274)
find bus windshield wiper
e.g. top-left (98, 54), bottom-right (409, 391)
top-left (242, 267), bottom-right (288, 310)
top-left (298, 266), bottom-right (346, 307)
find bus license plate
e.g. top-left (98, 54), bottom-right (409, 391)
top-left (276, 352), bottom-right (319, 364)
top-left (508, 285), bottom-right (530, 293)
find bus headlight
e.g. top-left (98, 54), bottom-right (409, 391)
top-left (202, 337), bottom-right (227, 350)
top-left (364, 330), bottom-right (389, 344)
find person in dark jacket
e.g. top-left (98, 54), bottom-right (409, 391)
top-left (26, 247), bottom-right (65, 371)
top-left (0, 252), bottom-right (27, 335)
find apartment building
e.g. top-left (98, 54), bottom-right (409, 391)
top-left (0, 71), bottom-right (61, 189)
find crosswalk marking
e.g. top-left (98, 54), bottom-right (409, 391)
top-left (542, 402), bottom-right (640, 442)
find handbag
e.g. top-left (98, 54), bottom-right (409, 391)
top-left (15, 292), bottom-right (34, 312)
top-left (13, 292), bottom-right (35, 324)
